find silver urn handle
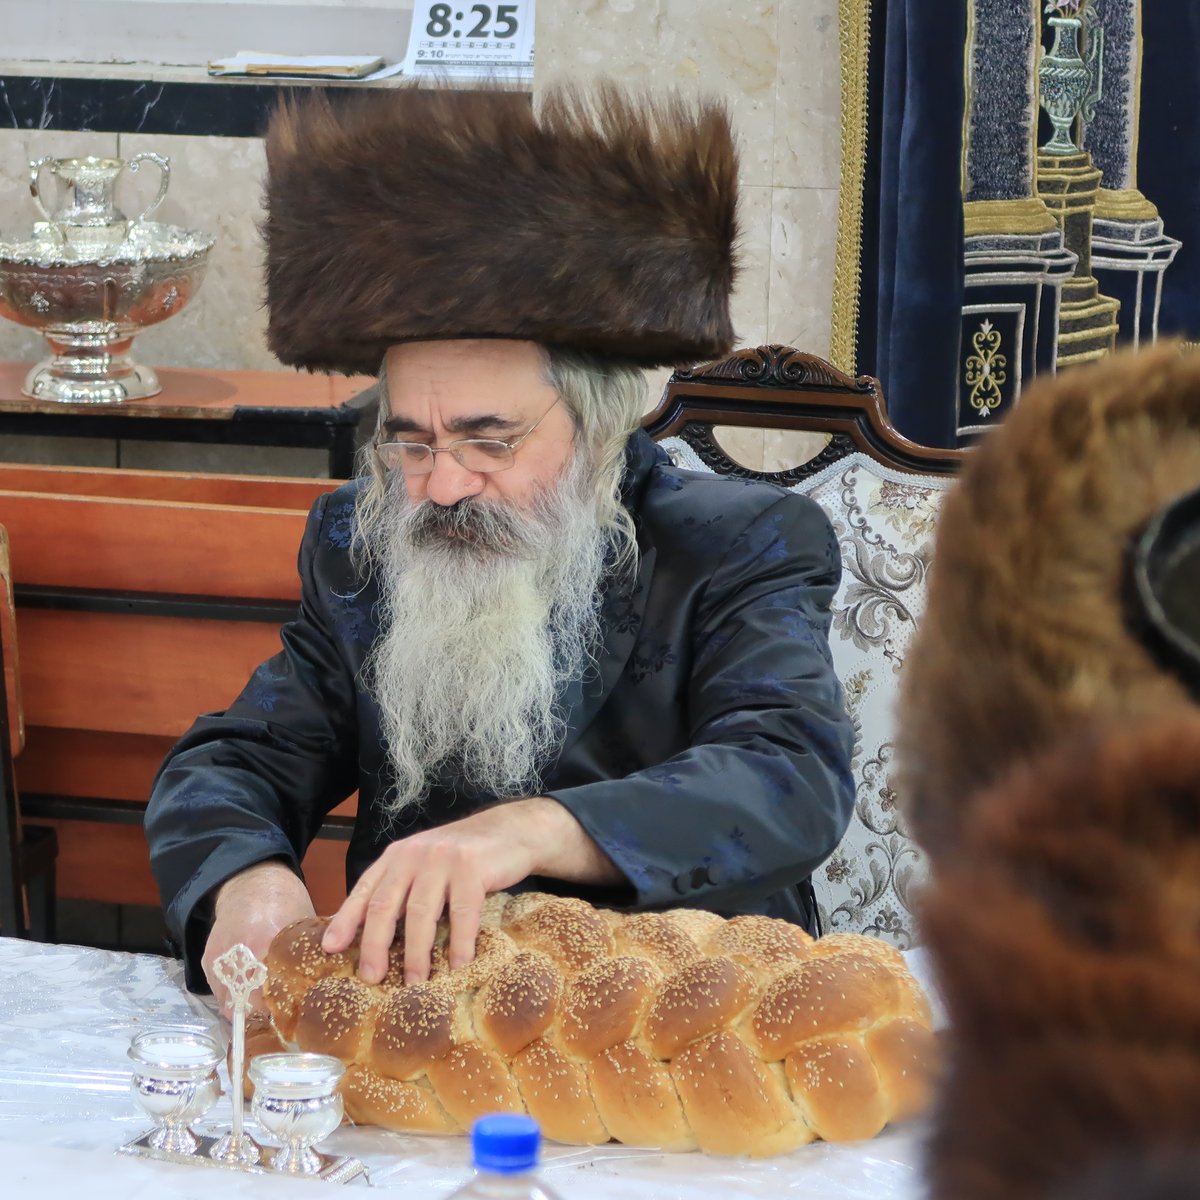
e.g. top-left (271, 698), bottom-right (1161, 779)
top-left (28, 157), bottom-right (68, 246)
top-left (122, 152), bottom-right (171, 223)
top-left (28, 156), bottom-right (58, 225)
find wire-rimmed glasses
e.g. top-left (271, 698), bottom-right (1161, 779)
top-left (376, 396), bottom-right (561, 475)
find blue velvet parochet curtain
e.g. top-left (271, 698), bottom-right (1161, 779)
top-left (854, 2), bottom-right (966, 450)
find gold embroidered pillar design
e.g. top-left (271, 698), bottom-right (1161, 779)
top-left (1036, 0), bottom-right (1121, 365)
top-left (958, 0), bottom-right (1075, 441)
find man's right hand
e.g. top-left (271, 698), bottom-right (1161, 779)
top-left (202, 861), bottom-right (316, 1012)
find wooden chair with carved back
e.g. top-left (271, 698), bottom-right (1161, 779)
top-left (644, 345), bottom-right (967, 948)
top-left (0, 524), bottom-right (57, 940)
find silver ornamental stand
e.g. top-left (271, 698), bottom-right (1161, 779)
top-left (210, 943), bottom-right (267, 1166)
top-left (119, 943), bottom-right (368, 1185)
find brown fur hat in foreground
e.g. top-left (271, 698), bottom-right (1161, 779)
top-left (263, 82), bottom-right (739, 374)
top-left (919, 715), bottom-right (1200, 1200)
top-left (899, 344), bottom-right (1200, 863)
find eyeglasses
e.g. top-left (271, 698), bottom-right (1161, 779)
top-left (376, 397), bottom-right (562, 476)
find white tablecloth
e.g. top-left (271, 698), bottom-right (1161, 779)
top-left (0, 937), bottom-right (933, 1199)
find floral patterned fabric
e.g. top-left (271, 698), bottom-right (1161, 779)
top-left (659, 438), bottom-right (954, 948)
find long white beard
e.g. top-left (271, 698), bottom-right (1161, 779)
top-left (359, 454), bottom-right (611, 818)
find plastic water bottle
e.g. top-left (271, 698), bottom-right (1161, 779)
top-left (445, 1114), bottom-right (563, 1200)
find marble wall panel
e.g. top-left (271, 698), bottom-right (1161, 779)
top-left (774, 0), bottom-right (841, 190)
top-left (762, 427), bottom-right (830, 475)
top-left (8, 2), bottom-right (414, 66)
top-left (536, 0), bottom-right (783, 188)
top-left (762, 185), bottom-right (841, 473)
top-left (767, 185), bottom-right (840, 356)
top-left (710, 424), bottom-right (766, 471)
top-left (640, 367), bottom-right (673, 422)
top-left (733, 183), bottom-right (773, 351)
top-left (710, 180), bottom-right (774, 469)
top-left (636, 181), bottom-right (772, 465)
top-left (537, 0), bottom-right (845, 472)
top-left (116, 132), bottom-right (276, 371)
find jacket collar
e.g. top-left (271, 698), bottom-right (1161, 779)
top-left (619, 427), bottom-right (666, 513)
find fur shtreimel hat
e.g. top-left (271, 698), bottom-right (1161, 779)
top-left (896, 344), bottom-right (1200, 1198)
top-left (898, 343), bottom-right (1200, 863)
top-left (263, 83), bottom-right (739, 375)
top-left (919, 717), bottom-right (1200, 1200)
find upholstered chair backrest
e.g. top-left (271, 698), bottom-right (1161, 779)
top-left (644, 346), bottom-right (966, 948)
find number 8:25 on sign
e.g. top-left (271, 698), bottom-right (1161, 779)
top-left (425, 4), bottom-right (520, 40)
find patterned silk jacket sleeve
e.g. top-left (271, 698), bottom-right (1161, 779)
top-left (146, 432), bottom-right (854, 987)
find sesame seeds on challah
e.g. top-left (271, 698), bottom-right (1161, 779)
top-left (260, 891), bottom-right (937, 1157)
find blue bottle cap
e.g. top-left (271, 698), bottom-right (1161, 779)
top-left (471, 1113), bottom-right (541, 1174)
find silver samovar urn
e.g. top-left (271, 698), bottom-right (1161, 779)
top-left (0, 154), bottom-right (214, 403)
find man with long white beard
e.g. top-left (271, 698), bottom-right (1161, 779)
top-left (144, 83), bottom-right (855, 1005)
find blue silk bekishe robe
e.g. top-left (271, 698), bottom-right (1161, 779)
top-left (146, 432), bottom-right (854, 988)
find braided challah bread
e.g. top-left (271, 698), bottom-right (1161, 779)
top-left (260, 892), bottom-right (936, 1157)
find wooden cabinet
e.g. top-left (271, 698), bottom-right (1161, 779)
top-left (0, 463), bottom-right (355, 916)
top-left (0, 363), bottom-right (379, 479)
